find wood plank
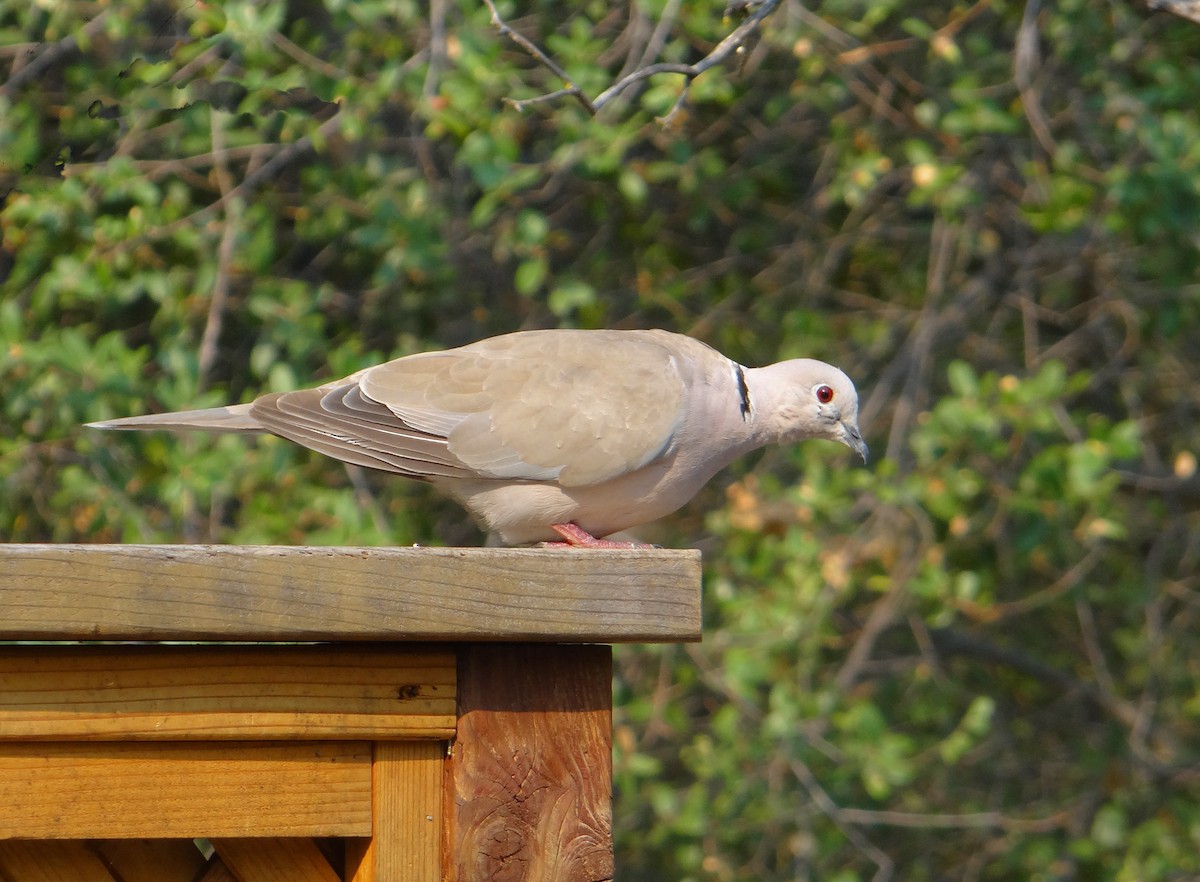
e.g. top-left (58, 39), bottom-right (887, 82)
top-left (448, 645), bottom-right (614, 882)
top-left (0, 645), bottom-right (455, 741)
top-left (195, 857), bottom-right (239, 882)
top-left (347, 741), bottom-right (444, 882)
top-left (0, 545), bottom-right (701, 643)
top-left (0, 742), bottom-right (372, 839)
top-left (0, 841), bottom-right (116, 882)
top-left (92, 840), bottom-right (208, 882)
top-left (212, 839), bottom-right (341, 882)
top-left (313, 839), bottom-right (345, 875)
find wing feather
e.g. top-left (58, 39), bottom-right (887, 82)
top-left (251, 390), bottom-right (468, 479)
top-left (245, 329), bottom-right (703, 487)
top-left (360, 329), bottom-right (691, 486)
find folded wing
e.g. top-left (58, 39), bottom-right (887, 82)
top-left (250, 329), bottom-right (690, 487)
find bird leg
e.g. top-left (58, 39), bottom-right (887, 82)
top-left (543, 522), bottom-right (654, 548)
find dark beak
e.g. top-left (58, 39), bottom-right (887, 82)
top-left (843, 423), bottom-right (868, 463)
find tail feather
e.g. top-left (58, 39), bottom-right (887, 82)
top-left (86, 403), bottom-right (264, 434)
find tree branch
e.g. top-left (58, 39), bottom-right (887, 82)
top-left (789, 758), bottom-right (896, 882)
top-left (424, 0), bottom-right (450, 99)
top-left (835, 807), bottom-right (1069, 833)
top-left (91, 108), bottom-right (346, 256)
top-left (482, 0), bottom-right (783, 118)
top-left (928, 626), bottom-right (1189, 768)
top-left (197, 108), bottom-right (240, 392)
top-left (593, 0), bottom-right (781, 111)
top-left (481, 0), bottom-right (596, 113)
top-left (1014, 0), bottom-right (1057, 156)
top-left (0, 10), bottom-right (110, 98)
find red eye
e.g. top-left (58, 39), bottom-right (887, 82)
top-left (816, 384), bottom-right (834, 404)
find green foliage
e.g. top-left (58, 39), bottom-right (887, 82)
top-left (617, 360), bottom-right (1193, 880)
top-left (4, 0), bottom-right (1200, 879)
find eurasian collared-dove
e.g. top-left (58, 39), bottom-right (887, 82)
top-left (88, 329), bottom-right (866, 546)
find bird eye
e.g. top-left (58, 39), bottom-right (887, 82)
top-left (815, 384), bottom-right (834, 404)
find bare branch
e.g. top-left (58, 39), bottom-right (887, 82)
top-left (506, 87), bottom-right (592, 114)
top-left (197, 108), bottom-right (240, 392)
top-left (634, 0), bottom-right (684, 74)
top-left (592, 0), bottom-right (782, 111)
top-left (271, 30), bottom-right (351, 81)
top-left (482, 0), bottom-right (782, 118)
top-left (833, 579), bottom-right (908, 693)
top-left (481, 0), bottom-right (596, 113)
top-left (424, 0), bottom-right (449, 99)
top-left (836, 807), bottom-right (1070, 833)
top-left (0, 10), bottom-right (110, 98)
top-left (929, 626), bottom-right (1189, 767)
top-left (790, 758), bottom-right (896, 882)
top-left (963, 547), bottom-right (1101, 620)
top-left (1014, 0), bottom-right (1057, 156)
top-left (89, 108), bottom-right (347, 257)
top-left (656, 79), bottom-right (692, 128)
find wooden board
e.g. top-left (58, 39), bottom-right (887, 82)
top-left (0, 545), bottom-right (702, 642)
top-left (448, 645), bottom-right (614, 882)
top-left (347, 741), bottom-right (445, 882)
top-left (196, 857), bottom-right (240, 882)
top-left (0, 645), bottom-right (455, 740)
top-left (0, 742), bottom-right (372, 839)
top-left (0, 841), bottom-right (116, 882)
top-left (212, 838), bottom-right (341, 882)
top-left (92, 840), bottom-right (209, 882)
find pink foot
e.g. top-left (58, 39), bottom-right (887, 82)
top-left (542, 522), bottom-right (655, 549)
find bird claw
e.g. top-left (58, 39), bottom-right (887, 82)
top-left (542, 522), bottom-right (656, 549)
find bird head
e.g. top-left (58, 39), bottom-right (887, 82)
top-left (754, 359), bottom-right (868, 462)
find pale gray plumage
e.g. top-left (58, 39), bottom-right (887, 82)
top-left (88, 329), bottom-right (866, 544)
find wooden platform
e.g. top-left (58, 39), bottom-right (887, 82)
top-left (0, 544), bottom-right (702, 882)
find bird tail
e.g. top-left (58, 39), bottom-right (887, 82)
top-left (86, 403), bottom-right (264, 434)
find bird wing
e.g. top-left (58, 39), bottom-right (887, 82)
top-left (250, 329), bottom-right (693, 487)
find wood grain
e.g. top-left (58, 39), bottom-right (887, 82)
top-left (93, 840), bottom-right (208, 882)
top-left (347, 741), bottom-right (445, 882)
top-left (0, 645), bottom-right (455, 741)
top-left (195, 856), bottom-right (240, 882)
top-left (213, 838), bottom-right (342, 882)
top-left (0, 842), bottom-right (116, 882)
top-left (448, 645), bottom-right (614, 882)
top-left (0, 742), bottom-right (372, 839)
top-left (0, 544), bottom-right (701, 642)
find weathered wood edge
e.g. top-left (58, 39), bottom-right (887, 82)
top-left (0, 545), bottom-right (702, 643)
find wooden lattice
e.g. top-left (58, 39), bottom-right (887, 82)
top-left (2, 837), bottom-right (365, 882)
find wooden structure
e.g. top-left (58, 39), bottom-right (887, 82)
top-left (0, 544), bottom-right (701, 882)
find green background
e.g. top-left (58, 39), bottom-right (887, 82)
top-left (3, 0), bottom-right (1199, 878)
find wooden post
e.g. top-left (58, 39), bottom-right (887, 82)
top-left (0, 545), bottom-right (701, 882)
top-left (449, 645), bottom-right (614, 882)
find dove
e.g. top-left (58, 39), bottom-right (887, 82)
top-left (88, 328), bottom-right (866, 546)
